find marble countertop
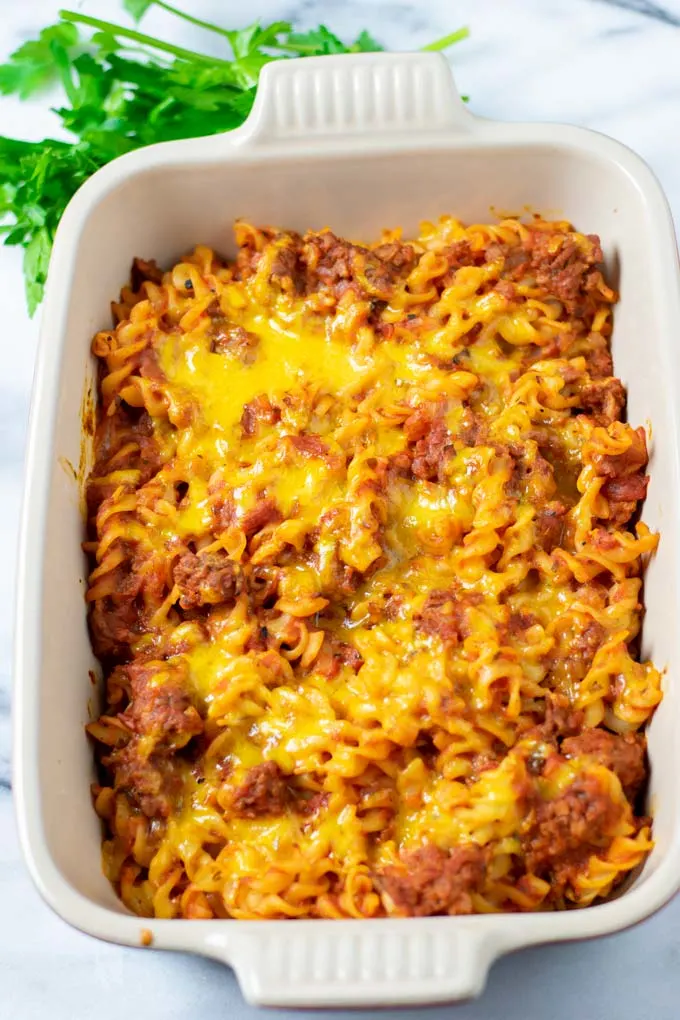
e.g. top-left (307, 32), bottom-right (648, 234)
top-left (3, 0), bottom-right (680, 1016)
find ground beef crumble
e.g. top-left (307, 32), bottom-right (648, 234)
top-left (378, 844), bottom-right (486, 916)
top-left (231, 761), bottom-right (290, 816)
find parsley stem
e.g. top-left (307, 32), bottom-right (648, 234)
top-left (0, 135), bottom-right (68, 155)
top-left (153, 2), bottom-right (232, 40)
top-left (58, 10), bottom-right (232, 66)
top-left (49, 40), bottom-right (79, 107)
top-left (275, 26), bottom-right (469, 56)
top-left (421, 27), bottom-right (470, 52)
top-left (265, 42), bottom-right (327, 54)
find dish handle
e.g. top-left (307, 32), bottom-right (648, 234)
top-left (201, 923), bottom-right (501, 1007)
top-left (239, 52), bottom-right (474, 145)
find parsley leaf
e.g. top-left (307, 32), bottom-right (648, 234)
top-left (0, 139), bottom-right (103, 313)
top-left (351, 30), bottom-right (383, 53)
top-left (123, 0), bottom-right (156, 20)
top-left (227, 21), bottom-right (293, 59)
top-left (284, 27), bottom-right (353, 56)
top-left (24, 228), bottom-right (53, 316)
top-left (0, 3), bottom-right (468, 314)
top-left (0, 23), bottom-right (79, 98)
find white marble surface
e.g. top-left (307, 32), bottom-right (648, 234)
top-left (3, 0), bottom-right (680, 1016)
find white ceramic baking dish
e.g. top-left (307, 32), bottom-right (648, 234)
top-left (13, 51), bottom-right (680, 1008)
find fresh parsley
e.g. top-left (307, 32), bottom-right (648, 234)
top-left (0, 3), bottom-right (468, 314)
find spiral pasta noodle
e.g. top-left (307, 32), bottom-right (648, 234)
top-left (86, 216), bottom-right (660, 919)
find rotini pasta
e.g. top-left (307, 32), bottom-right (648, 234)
top-left (86, 216), bottom-right (660, 919)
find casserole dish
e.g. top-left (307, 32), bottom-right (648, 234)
top-left (13, 51), bottom-right (680, 1007)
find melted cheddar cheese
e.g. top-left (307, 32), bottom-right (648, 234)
top-left (86, 216), bottom-right (660, 920)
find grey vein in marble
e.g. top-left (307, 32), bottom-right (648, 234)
top-left (594, 0), bottom-right (680, 26)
